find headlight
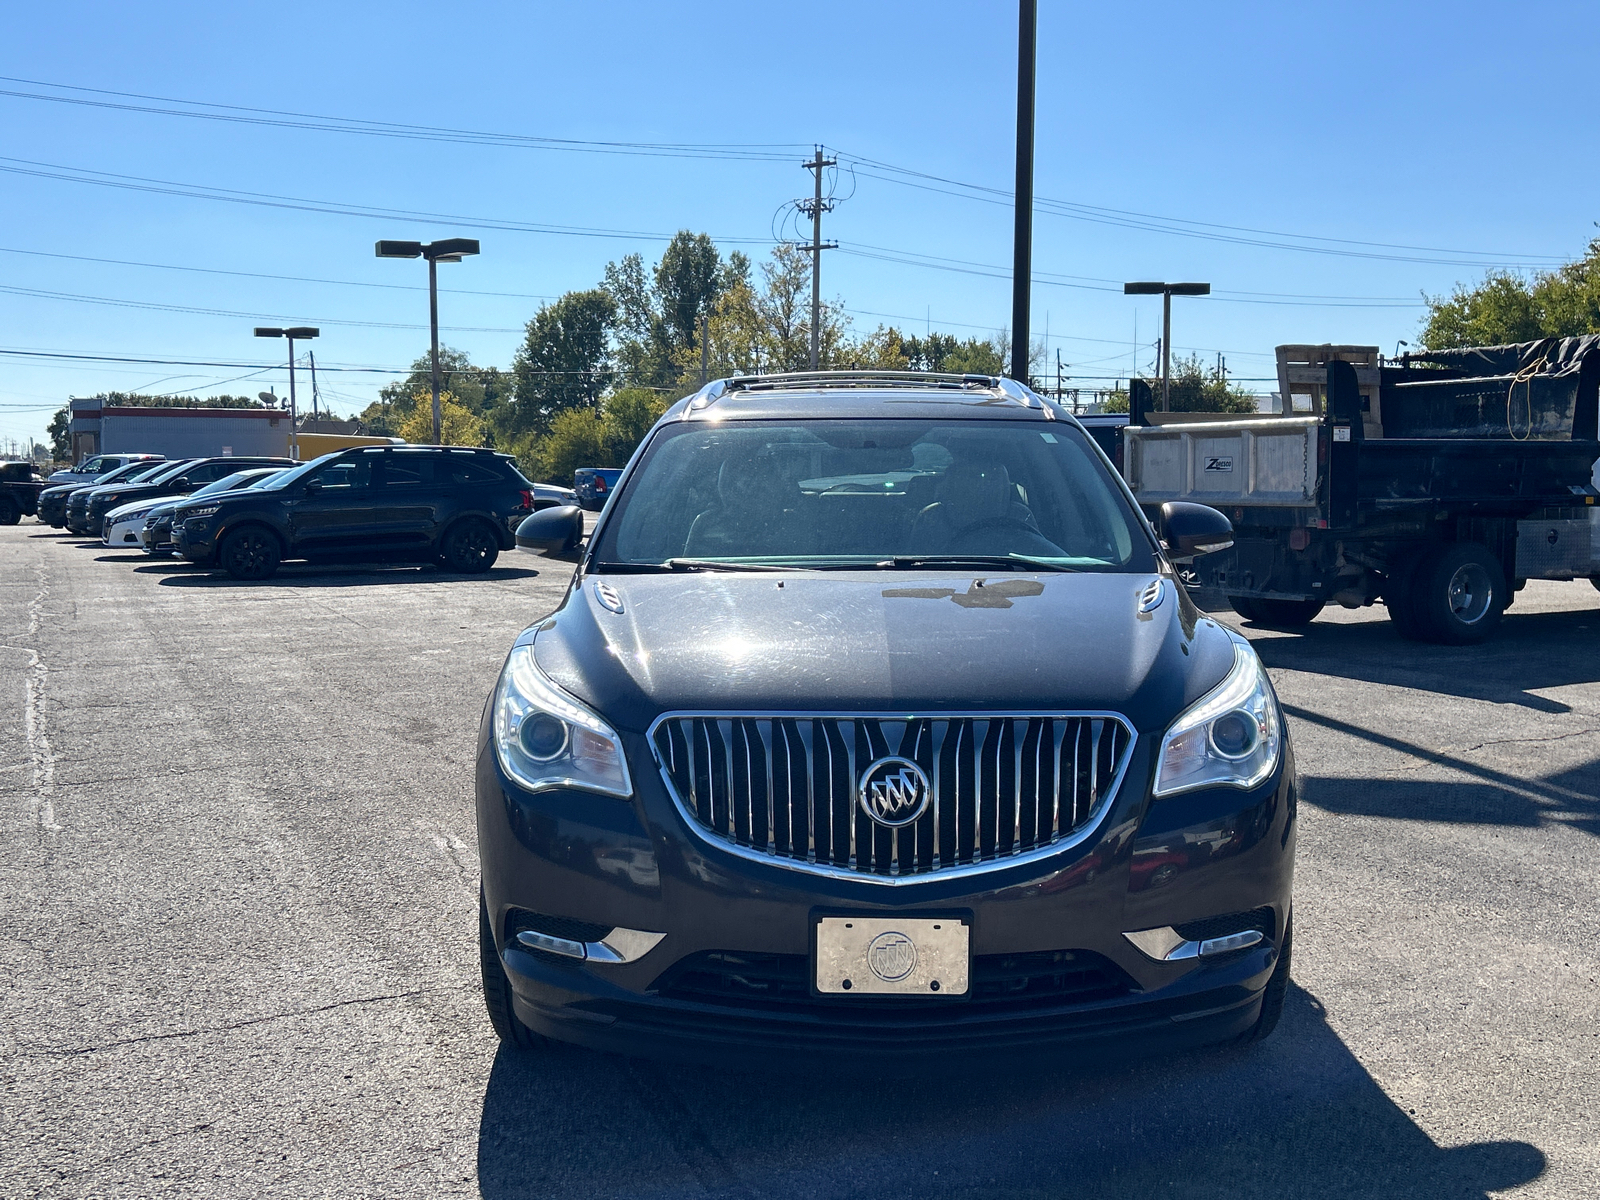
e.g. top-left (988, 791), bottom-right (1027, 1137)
top-left (492, 644), bottom-right (632, 798)
top-left (1153, 634), bottom-right (1281, 797)
top-left (185, 505), bottom-right (221, 519)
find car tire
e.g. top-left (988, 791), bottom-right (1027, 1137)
top-left (1226, 595), bottom-right (1262, 622)
top-left (1412, 542), bottom-right (1506, 645)
top-left (220, 526), bottom-right (281, 581)
top-left (440, 519), bottom-right (500, 573)
top-left (1244, 914), bottom-right (1293, 1043)
top-left (1229, 595), bottom-right (1323, 627)
top-left (0, 498), bottom-right (19, 525)
top-left (479, 889), bottom-right (544, 1050)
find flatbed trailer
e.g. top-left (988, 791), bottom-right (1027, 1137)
top-left (1124, 337), bottom-right (1600, 643)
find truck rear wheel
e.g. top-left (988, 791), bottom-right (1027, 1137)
top-left (1413, 543), bottom-right (1506, 644)
top-left (0, 497), bottom-right (19, 525)
top-left (1382, 559), bottom-right (1430, 640)
top-left (1228, 595), bottom-right (1324, 627)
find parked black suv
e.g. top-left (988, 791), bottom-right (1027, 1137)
top-left (82, 455), bottom-right (294, 538)
top-left (45, 458), bottom-right (169, 529)
top-left (173, 445), bottom-right (539, 580)
top-left (480, 371), bottom-right (1294, 1066)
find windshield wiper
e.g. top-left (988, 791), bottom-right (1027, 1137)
top-left (868, 555), bottom-right (1081, 572)
top-left (663, 558), bottom-right (805, 572)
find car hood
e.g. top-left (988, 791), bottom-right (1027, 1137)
top-left (106, 498), bottom-right (168, 521)
top-left (527, 570), bottom-right (1237, 735)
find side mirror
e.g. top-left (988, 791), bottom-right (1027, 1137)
top-left (1159, 501), bottom-right (1234, 563)
top-left (172, 477), bottom-right (191, 489)
top-left (302, 478), bottom-right (323, 494)
top-left (516, 505), bottom-right (584, 555)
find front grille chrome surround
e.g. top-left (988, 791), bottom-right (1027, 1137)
top-left (648, 711), bottom-right (1136, 885)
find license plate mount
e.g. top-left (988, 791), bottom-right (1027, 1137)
top-left (813, 916), bottom-right (970, 996)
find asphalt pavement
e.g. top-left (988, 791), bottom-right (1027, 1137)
top-left (2, 524), bottom-right (1597, 1199)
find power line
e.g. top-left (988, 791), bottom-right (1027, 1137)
top-left (0, 76), bottom-right (807, 162)
top-left (0, 156), bottom-right (774, 245)
top-left (2, 74), bottom-right (1564, 269)
top-left (0, 245), bottom-right (558, 301)
top-left (0, 282), bottom-right (524, 332)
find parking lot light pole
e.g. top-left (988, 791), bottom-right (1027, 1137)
top-left (254, 326), bottom-right (319, 458)
top-left (376, 238), bottom-right (481, 444)
top-left (1122, 282), bottom-right (1209, 411)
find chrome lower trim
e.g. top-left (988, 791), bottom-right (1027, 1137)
top-left (647, 709), bottom-right (1137, 887)
top-left (514, 926), bottom-right (665, 963)
top-left (1123, 926), bottom-right (1265, 962)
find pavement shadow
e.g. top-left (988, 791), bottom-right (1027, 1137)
top-left (150, 563), bottom-right (545, 588)
top-left (475, 985), bottom-right (1544, 1200)
top-left (1246, 605), bottom-right (1600, 713)
top-left (1294, 705), bottom-right (1600, 839)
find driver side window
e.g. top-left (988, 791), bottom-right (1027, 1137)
top-left (311, 458), bottom-right (373, 491)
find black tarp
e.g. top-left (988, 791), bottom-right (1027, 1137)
top-left (1381, 336), bottom-right (1600, 439)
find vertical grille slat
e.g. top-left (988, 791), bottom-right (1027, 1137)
top-left (653, 713), bottom-right (1132, 880)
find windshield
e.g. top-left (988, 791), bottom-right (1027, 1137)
top-left (593, 419), bottom-right (1154, 572)
top-left (256, 453), bottom-right (341, 491)
top-left (143, 459), bottom-right (199, 485)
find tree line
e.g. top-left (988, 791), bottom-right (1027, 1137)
top-left (359, 232), bottom-right (1008, 482)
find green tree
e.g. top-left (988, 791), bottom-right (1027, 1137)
top-left (364, 348), bottom-right (512, 436)
top-left (46, 405), bottom-right (69, 461)
top-left (600, 387), bottom-right (669, 461)
top-left (529, 407), bottom-right (607, 483)
top-left (1110, 355), bottom-right (1256, 413)
top-left (897, 331), bottom-right (1008, 375)
top-left (396, 392), bottom-right (486, 446)
top-left (509, 289), bottom-right (617, 434)
top-left (1421, 238), bottom-right (1600, 349)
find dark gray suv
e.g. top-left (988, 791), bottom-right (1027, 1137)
top-left (478, 371), bottom-right (1295, 1064)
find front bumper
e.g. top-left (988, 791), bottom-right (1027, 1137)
top-left (476, 725), bottom-right (1297, 1064)
top-left (103, 516), bottom-right (148, 549)
top-left (174, 521), bottom-right (216, 564)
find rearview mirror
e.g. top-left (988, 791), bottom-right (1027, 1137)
top-left (1159, 501), bottom-right (1234, 563)
top-left (516, 505), bottom-right (584, 555)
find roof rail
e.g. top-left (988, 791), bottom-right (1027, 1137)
top-left (679, 370), bottom-right (1049, 413)
top-left (725, 369), bottom-right (1005, 393)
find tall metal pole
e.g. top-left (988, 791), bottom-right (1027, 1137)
top-left (1161, 289), bottom-right (1172, 411)
top-left (803, 147), bottom-right (835, 369)
top-left (428, 255), bottom-right (443, 444)
top-left (699, 311), bottom-right (709, 385)
top-left (285, 335), bottom-right (300, 459)
top-left (1010, 0), bottom-right (1037, 383)
top-left (308, 350), bottom-right (320, 423)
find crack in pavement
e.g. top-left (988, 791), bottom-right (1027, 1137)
top-left (1462, 727), bottom-right (1600, 753)
top-left (15, 984), bottom-right (468, 1058)
top-left (14, 562), bottom-right (62, 836)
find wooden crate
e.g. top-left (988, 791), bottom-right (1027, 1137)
top-left (1275, 344), bottom-right (1384, 437)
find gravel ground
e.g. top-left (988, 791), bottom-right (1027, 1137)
top-left (2, 524), bottom-right (1596, 1199)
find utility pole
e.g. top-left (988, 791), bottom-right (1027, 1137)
top-left (309, 350), bottom-right (321, 423)
top-left (798, 146), bottom-right (837, 369)
top-left (699, 312), bottom-right (709, 386)
top-left (1010, 0), bottom-right (1038, 383)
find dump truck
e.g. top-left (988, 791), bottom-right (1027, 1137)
top-left (1123, 338), bottom-right (1600, 644)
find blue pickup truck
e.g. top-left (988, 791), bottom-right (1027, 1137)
top-left (572, 467), bottom-right (623, 512)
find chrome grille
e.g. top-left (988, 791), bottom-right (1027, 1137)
top-left (650, 713), bottom-right (1135, 880)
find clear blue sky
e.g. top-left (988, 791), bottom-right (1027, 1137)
top-left (3, 0), bottom-right (1598, 448)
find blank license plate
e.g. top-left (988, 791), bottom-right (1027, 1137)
top-left (814, 916), bottom-right (969, 996)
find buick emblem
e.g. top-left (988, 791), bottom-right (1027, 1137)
top-left (858, 756), bottom-right (931, 828)
top-left (866, 931), bottom-right (918, 982)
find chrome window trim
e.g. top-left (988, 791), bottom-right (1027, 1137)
top-left (646, 709), bottom-right (1137, 887)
